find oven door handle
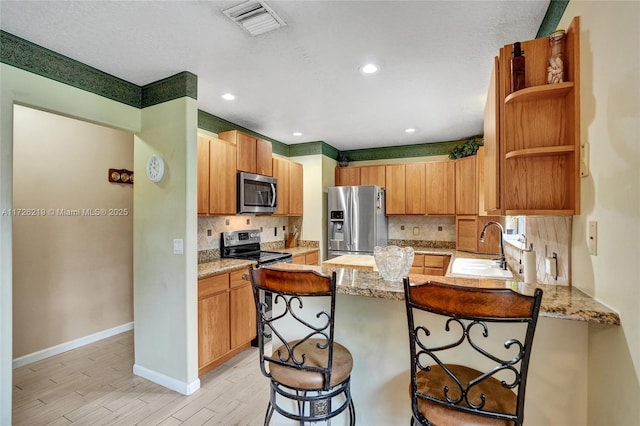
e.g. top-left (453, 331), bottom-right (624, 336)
top-left (270, 183), bottom-right (277, 208)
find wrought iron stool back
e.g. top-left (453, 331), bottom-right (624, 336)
top-left (249, 265), bottom-right (355, 425)
top-left (403, 278), bottom-right (543, 426)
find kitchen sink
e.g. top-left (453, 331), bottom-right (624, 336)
top-left (450, 258), bottom-right (513, 279)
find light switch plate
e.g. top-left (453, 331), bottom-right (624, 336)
top-left (588, 221), bottom-right (597, 255)
top-left (413, 227), bottom-right (420, 236)
top-left (173, 238), bottom-right (184, 255)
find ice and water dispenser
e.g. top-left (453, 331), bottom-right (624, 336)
top-left (329, 210), bottom-right (346, 251)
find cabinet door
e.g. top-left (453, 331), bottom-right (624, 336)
top-left (360, 166), bottom-right (386, 188)
top-left (385, 164), bottom-right (406, 215)
top-left (236, 132), bottom-right (257, 173)
top-left (197, 135), bottom-right (210, 215)
top-left (335, 167), bottom-right (360, 186)
top-left (272, 157), bottom-right (290, 216)
top-left (305, 251), bottom-right (319, 265)
top-left (198, 291), bottom-right (230, 368)
top-left (483, 56), bottom-right (501, 213)
top-left (292, 254), bottom-right (305, 265)
top-left (405, 163), bottom-right (426, 214)
top-left (455, 156), bottom-right (478, 215)
top-left (256, 139), bottom-right (273, 176)
top-left (209, 138), bottom-right (237, 215)
top-left (425, 161), bottom-right (456, 215)
top-left (456, 216), bottom-right (479, 253)
top-left (230, 283), bottom-right (256, 349)
top-left (289, 162), bottom-right (304, 216)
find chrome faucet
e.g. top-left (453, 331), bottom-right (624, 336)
top-left (479, 221), bottom-right (507, 270)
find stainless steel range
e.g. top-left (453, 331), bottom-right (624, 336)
top-left (220, 229), bottom-right (292, 266)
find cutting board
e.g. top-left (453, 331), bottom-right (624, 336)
top-left (322, 255), bottom-right (378, 271)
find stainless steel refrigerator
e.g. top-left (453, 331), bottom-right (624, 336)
top-left (327, 185), bottom-right (388, 259)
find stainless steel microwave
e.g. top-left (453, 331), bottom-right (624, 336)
top-left (237, 172), bottom-right (277, 214)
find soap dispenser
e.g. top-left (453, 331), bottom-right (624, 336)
top-left (511, 41), bottom-right (526, 93)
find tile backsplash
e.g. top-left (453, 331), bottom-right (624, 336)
top-left (504, 216), bottom-right (572, 286)
top-left (198, 215), bottom-right (290, 252)
top-left (388, 216), bottom-right (455, 242)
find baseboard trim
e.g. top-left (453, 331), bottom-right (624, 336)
top-left (133, 364), bottom-right (200, 395)
top-left (12, 322), bottom-right (134, 369)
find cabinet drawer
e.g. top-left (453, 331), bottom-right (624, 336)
top-left (424, 267), bottom-right (445, 276)
top-left (198, 274), bottom-right (229, 299)
top-left (230, 268), bottom-right (249, 289)
top-left (424, 255), bottom-right (445, 268)
top-left (292, 254), bottom-right (305, 265)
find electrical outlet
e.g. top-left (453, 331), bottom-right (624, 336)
top-left (588, 221), bottom-right (597, 255)
top-left (437, 225), bottom-right (443, 231)
top-left (246, 218), bottom-right (251, 225)
top-left (400, 226), bottom-right (405, 231)
top-left (207, 229), bottom-right (212, 237)
top-left (413, 227), bottom-right (420, 236)
top-left (225, 219), bottom-right (230, 226)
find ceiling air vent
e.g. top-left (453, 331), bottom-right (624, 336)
top-left (223, 0), bottom-right (286, 36)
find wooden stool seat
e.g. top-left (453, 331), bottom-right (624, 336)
top-left (270, 339), bottom-right (353, 390)
top-left (415, 364), bottom-right (517, 426)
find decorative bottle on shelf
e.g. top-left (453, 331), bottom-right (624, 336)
top-left (547, 29), bottom-right (565, 84)
top-left (510, 42), bottom-right (526, 93)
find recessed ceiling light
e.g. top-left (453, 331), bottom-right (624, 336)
top-left (404, 128), bottom-right (416, 133)
top-left (292, 132), bottom-right (303, 136)
top-left (222, 93), bottom-right (236, 101)
top-left (360, 63), bottom-right (379, 74)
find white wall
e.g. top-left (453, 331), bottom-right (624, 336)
top-left (291, 154), bottom-right (326, 257)
top-left (12, 105), bottom-right (134, 359)
top-left (559, 3), bottom-right (640, 425)
top-left (0, 63), bottom-right (141, 426)
top-left (133, 98), bottom-right (199, 394)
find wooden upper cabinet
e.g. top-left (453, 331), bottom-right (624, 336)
top-left (360, 165), bottom-right (386, 188)
top-left (256, 138), bottom-right (273, 176)
top-left (272, 157), bottom-right (290, 216)
top-left (335, 167), bottom-right (360, 186)
top-left (209, 137), bottom-right (237, 215)
top-left (197, 135), bottom-right (210, 215)
top-left (491, 16), bottom-right (580, 215)
top-left (455, 155), bottom-right (478, 215)
top-left (425, 160), bottom-right (456, 215)
top-left (218, 130), bottom-right (273, 176)
top-left (289, 161), bottom-right (304, 216)
top-left (385, 164), bottom-right (406, 215)
top-left (405, 163), bottom-right (426, 214)
top-left (197, 134), bottom-right (236, 216)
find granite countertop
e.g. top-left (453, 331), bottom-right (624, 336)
top-left (197, 248), bottom-right (620, 326)
top-left (197, 247), bottom-right (320, 279)
top-left (270, 262), bottom-right (621, 326)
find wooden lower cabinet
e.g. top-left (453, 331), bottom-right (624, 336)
top-left (292, 250), bottom-right (319, 265)
top-left (411, 254), bottom-right (451, 276)
top-left (198, 268), bottom-right (256, 375)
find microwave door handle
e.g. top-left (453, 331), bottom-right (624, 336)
top-left (270, 183), bottom-right (277, 207)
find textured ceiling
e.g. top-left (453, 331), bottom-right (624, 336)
top-left (0, 1), bottom-right (549, 151)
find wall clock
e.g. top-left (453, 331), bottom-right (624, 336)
top-left (146, 154), bottom-right (165, 182)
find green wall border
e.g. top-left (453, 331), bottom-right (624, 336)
top-left (0, 31), bottom-right (142, 108)
top-left (142, 72), bottom-right (197, 108)
top-left (0, 31), bottom-right (199, 109)
top-left (536, 0), bottom-right (569, 38)
top-left (342, 139), bottom-right (464, 162)
top-left (198, 109), bottom-right (290, 157)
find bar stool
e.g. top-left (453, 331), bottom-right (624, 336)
top-left (402, 278), bottom-right (543, 426)
top-left (249, 265), bottom-right (355, 425)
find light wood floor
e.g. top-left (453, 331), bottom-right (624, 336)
top-left (12, 330), bottom-right (271, 425)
